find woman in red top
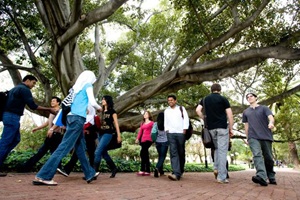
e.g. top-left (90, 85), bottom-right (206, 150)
top-left (135, 110), bottom-right (154, 176)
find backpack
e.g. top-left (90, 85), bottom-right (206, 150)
top-left (179, 106), bottom-right (193, 140)
top-left (0, 91), bottom-right (9, 122)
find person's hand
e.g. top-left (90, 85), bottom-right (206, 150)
top-left (117, 135), bottom-right (122, 143)
top-left (49, 108), bottom-right (57, 115)
top-left (47, 130), bottom-right (53, 138)
top-left (32, 128), bottom-right (38, 133)
top-left (268, 123), bottom-right (275, 130)
top-left (229, 129), bottom-right (234, 137)
top-left (84, 130), bottom-right (90, 135)
top-left (135, 139), bottom-right (139, 144)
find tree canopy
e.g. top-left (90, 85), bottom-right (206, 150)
top-left (1, 0), bottom-right (300, 133)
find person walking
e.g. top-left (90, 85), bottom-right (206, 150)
top-left (0, 75), bottom-right (56, 177)
top-left (135, 110), bottom-right (154, 176)
top-left (196, 83), bottom-right (233, 184)
top-left (32, 70), bottom-right (102, 186)
top-left (164, 95), bottom-right (189, 181)
top-left (242, 92), bottom-right (276, 186)
top-left (93, 95), bottom-right (121, 178)
top-left (19, 96), bottom-right (63, 172)
top-left (56, 104), bottom-right (99, 177)
top-left (152, 112), bottom-right (169, 178)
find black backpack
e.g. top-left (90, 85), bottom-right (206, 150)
top-left (179, 106), bottom-right (193, 140)
top-left (0, 91), bottom-right (9, 121)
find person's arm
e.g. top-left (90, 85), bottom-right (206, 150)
top-left (86, 87), bottom-right (102, 112)
top-left (244, 122), bottom-right (249, 144)
top-left (112, 113), bottom-right (122, 143)
top-left (32, 120), bottom-right (49, 132)
top-left (267, 115), bottom-right (275, 129)
top-left (135, 123), bottom-right (143, 144)
top-left (196, 104), bottom-right (204, 119)
top-left (225, 108), bottom-right (234, 136)
top-left (36, 106), bottom-right (57, 115)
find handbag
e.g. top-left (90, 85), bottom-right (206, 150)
top-left (107, 132), bottom-right (122, 150)
top-left (201, 97), bottom-right (214, 148)
top-left (151, 122), bottom-right (158, 142)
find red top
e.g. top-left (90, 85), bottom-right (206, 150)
top-left (137, 121), bottom-right (154, 143)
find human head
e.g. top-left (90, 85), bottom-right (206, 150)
top-left (167, 94), bottom-right (177, 108)
top-left (157, 112), bottom-right (164, 131)
top-left (73, 70), bottom-right (97, 94)
top-left (246, 93), bottom-right (258, 103)
top-left (143, 110), bottom-right (153, 122)
top-left (211, 83), bottom-right (221, 93)
top-left (22, 75), bottom-right (38, 89)
top-left (51, 96), bottom-right (62, 106)
top-left (102, 95), bottom-right (114, 110)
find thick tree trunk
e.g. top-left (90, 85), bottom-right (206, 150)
top-left (288, 142), bottom-right (300, 169)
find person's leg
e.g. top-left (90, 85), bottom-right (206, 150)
top-left (261, 140), bottom-right (276, 181)
top-left (144, 141), bottom-right (152, 173)
top-left (248, 138), bottom-right (268, 181)
top-left (20, 138), bottom-right (50, 172)
top-left (84, 131), bottom-right (97, 166)
top-left (139, 142), bottom-right (147, 172)
top-left (159, 142), bottom-right (169, 175)
top-left (177, 134), bottom-right (186, 176)
top-left (63, 151), bottom-right (79, 175)
top-left (36, 115), bottom-right (84, 181)
top-left (74, 130), bottom-right (96, 181)
top-left (48, 133), bottom-right (64, 169)
top-left (167, 133), bottom-right (180, 179)
top-left (0, 112), bottom-right (21, 167)
top-left (210, 129), bottom-right (218, 173)
top-left (93, 133), bottom-right (112, 171)
top-left (216, 128), bottom-right (229, 181)
top-left (103, 151), bottom-right (117, 178)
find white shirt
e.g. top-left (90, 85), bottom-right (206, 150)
top-left (164, 105), bottom-right (189, 134)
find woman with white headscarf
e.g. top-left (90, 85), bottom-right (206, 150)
top-left (33, 70), bottom-right (102, 186)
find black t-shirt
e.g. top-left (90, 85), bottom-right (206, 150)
top-left (100, 109), bottom-right (116, 134)
top-left (199, 93), bottom-right (230, 130)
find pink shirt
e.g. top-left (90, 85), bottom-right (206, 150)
top-left (137, 121), bottom-right (154, 143)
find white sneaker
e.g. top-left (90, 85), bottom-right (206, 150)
top-left (56, 168), bottom-right (69, 177)
top-left (217, 179), bottom-right (229, 184)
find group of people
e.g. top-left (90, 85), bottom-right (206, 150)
top-left (0, 72), bottom-right (277, 187)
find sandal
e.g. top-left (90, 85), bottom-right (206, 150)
top-left (32, 177), bottom-right (58, 186)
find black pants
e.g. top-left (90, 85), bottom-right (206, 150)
top-left (139, 141), bottom-right (152, 173)
top-left (20, 132), bottom-right (63, 172)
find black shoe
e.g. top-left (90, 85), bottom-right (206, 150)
top-left (154, 168), bottom-right (159, 178)
top-left (269, 179), bottom-right (277, 185)
top-left (0, 172), bottom-right (7, 177)
top-left (87, 172), bottom-right (100, 183)
top-left (252, 176), bottom-right (268, 186)
top-left (226, 173), bottom-right (229, 179)
top-left (110, 168), bottom-right (118, 178)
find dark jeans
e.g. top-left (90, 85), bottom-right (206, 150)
top-left (64, 131), bottom-right (97, 174)
top-left (155, 142), bottom-right (169, 174)
top-left (139, 141), bottom-right (152, 173)
top-left (167, 133), bottom-right (185, 177)
top-left (21, 132), bottom-right (63, 172)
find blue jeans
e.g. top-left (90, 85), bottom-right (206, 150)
top-left (0, 112), bottom-right (21, 166)
top-left (155, 141), bottom-right (169, 174)
top-left (94, 133), bottom-right (113, 170)
top-left (210, 128), bottom-right (229, 181)
top-left (167, 133), bottom-right (185, 177)
top-left (36, 115), bottom-right (95, 181)
top-left (248, 138), bottom-right (276, 181)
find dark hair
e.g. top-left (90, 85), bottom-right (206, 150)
top-left (211, 83), bottom-right (221, 92)
top-left (52, 96), bottom-right (62, 105)
top-left (102, 95), bottom-right (114, 110)
top-left (246, 93), bottom-right (257, 98)
top-left (167, 94), bottom-right (176, 100)
top-left (157, 112), bottom-right (164, 131)
top-left (22, 75), bottom-right (38, 82)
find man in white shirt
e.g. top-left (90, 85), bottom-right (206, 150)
top-left (164, 95), bottom-right (189, 181)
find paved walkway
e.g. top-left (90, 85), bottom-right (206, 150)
top-left (0, 168), bottom-right (299, 200)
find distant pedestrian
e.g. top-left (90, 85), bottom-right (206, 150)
top-left (164, 95), bottom-right (189, 181)
top-left (196, 83), bottom-right (233, 184)
top-left (0, 75), bottom-right (56, 177)
top-left (152, 112), bottom-right (169, 178)
top-left (32, 70), bottom-right (102, 186)
top-left (135, 110), bottom-right (154, 176)
top-left (242, 92), bottom-right (276, 186)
